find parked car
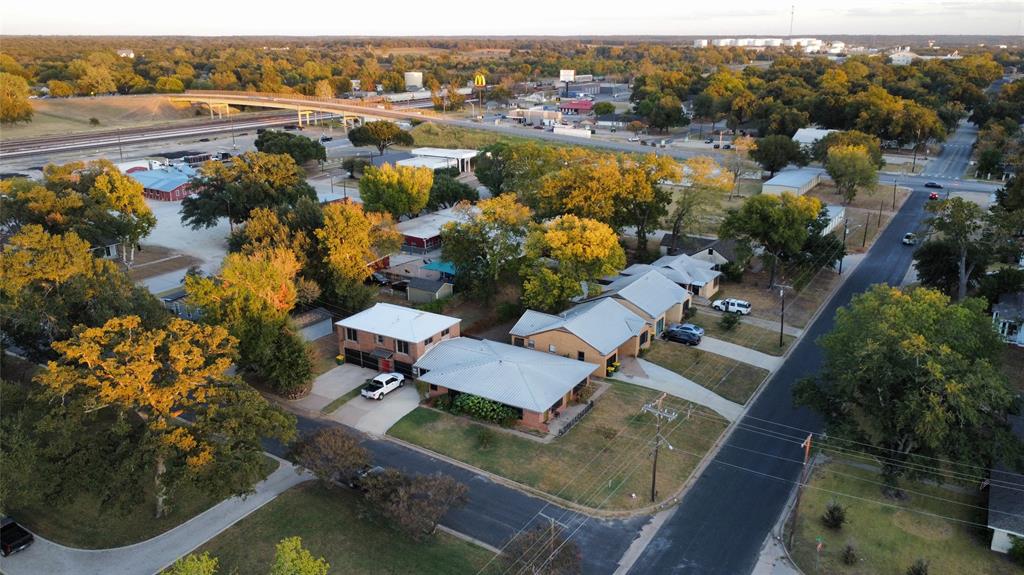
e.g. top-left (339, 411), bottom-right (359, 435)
top-left (1, 517), bottom-right (34, 557)
top-left (924, 181), bottom-right (943, 189)
top-left (361, 373), bottom-right (405, 400)
top-left (628, 136), bottom-right (640, 142)
top-left (723, 144), bottom-right (732, 150)
top-left (704, 138), bottom-right (714, 144)
top-left (366, 272), bottom-right (390, 286)
top-left (668, 322), bottom-right (705, 337)
top-left (663, 328), bottom-right (701, 346)
top-left (198, 138), bottom-right (210, 142)
top-left (713, 143), bottom-right (721, 149)
top-left (712, 298), bottom-right (752, 315)
top-left (346, 465), bottom-right (385, 491)
top-left (902, 232), bottom-right (917, 245)
top-left (320, 136), bottom-right (333, 142)
top-left (928, 191), bottom-right (940, 200)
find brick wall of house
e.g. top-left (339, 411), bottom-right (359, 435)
top-left (337, 322), bottom-right (460, 362)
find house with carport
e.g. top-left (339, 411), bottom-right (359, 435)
top-left (590, 269), bottom-right (690, 335)
top-left (509, 298), bottom-right (653, 377)
top-left (335, 303), bottom-right (460, 376)
top-left (614, 254), bottom-right (720, 300)
top-left (414, 337), bottom-right (597, 432)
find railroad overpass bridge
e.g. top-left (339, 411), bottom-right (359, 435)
top-left (169, 90), bottom-right (442, 129)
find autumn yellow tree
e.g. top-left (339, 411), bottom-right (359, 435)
top-left (36, 315), bottom-right (295, 517)
top-left (313, 201), bottom-right (401, 310)
top-left (522, 215), bottom-right (625, 312)
top-left (358, 164), bottom-right (433, 218)
top-left (536, 151), bottom-right (623, 224)
top-left (664, 156), bottom-right (734, 254)
top-left (615, 154), bottom-right (680, 254)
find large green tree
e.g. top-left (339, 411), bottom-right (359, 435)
top-left (825, 145), bottom-right (879, 204)
top-left (664, 156), bottom-right (733, 254)
top-left (441, 195), bottom-right (533, 300)
top-left (255, 131), bottom-right (327, 165)
top-left (750, 135), bottom-right (806, 177)
top-left (358, 164), bottom-right (433, 218)
top-left (427, 173), bottom-right (478, 210)
top-left (347, 120), bottom-right (413, 155)
top-left (794, 285), bottom-right (1021, 493)
top-left (926, 197), bottom-right (987, 301)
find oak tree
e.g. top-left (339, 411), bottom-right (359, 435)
top-left (359, 163), bottom-right (433, 218)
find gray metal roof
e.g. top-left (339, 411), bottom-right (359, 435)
top-left (599, 269), bottom-right (689, 318)
top-left (762, 167), bottom-right (825, 188)
top-left (414, 338), bottom-right (597, 413)
top-left (993, 292), bottom-right (1024, 319)
top-left (408, 277), bottom-right (449, 293)
top-left (988, 414), bottom-right (1024, 535)
top-left (510, 299), bottom-right (647, 356)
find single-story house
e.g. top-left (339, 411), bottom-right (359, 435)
top-left (129, 164), bottom-right (196, 201)
top-left (407, 277), bottom-right (453, 304)
top-left (614, 253), bottom-right (721, 300)
top-left (558, 100), bottom-right (594, 116)
top-left (510, 298), bottom-right (652, 377)
top-left (992, 292), bottom-right (1024, 346)
top-left (659, 234), bottom-right (740, 268)
top-left (591, 269), bottom-right (690, 335)
top-left (987, 414), bottom-right (1024, 553)
top-left (335, 303), bottom-right (461, 376)
top-left (414, 337), bottom-right (597, 432)
top-left (409, 148), bottom-right (478, 174)
top-left (291, 307), bottom-right (334, 342)
top-left (395, 206), bottom-right (474, 253)
top-left (761, 168), bottom-right (826, 196)
top-left (791, 127), bottom-right (836, 150)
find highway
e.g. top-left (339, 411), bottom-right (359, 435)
top-left (626, 122), bottom-right (1002, 574)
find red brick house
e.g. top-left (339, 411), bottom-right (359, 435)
top-left (335, 303), bottom-right (460, 376)
top-left (128, 164), bottom-right (196, 201)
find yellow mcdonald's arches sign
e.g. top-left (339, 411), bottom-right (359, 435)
top-left (473, 74), bottom-right (486, 87)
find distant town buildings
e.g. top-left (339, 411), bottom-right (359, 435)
top-left (116, 48), bottom-right (134, 58)
top-left (403, 71), bottom-right (423, 90)
top-left (696, 38), bottom-right (844, 54)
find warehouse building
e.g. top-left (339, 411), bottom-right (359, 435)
top-left (761, 168), bottom-right (826, 196)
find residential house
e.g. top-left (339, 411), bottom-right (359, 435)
top-left (510, 298), bottom-right (653, 377)
top-left (414, 337), bottom-right (597, 432)
top-left (988, 415), bottom-right (1024, 553)
top-left (993, 292), bottom-right (1024, 346)
top-left (592, 269), bottom-right (691, 335)
top-left (615, 253), bottom-right (721, 300)
top-left (335, 303), bottom-right (460, 375)
top-left (658, 234), bottom-right (740, 269)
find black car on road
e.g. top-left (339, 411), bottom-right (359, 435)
top-left (1, 517), bottom-right (34, 557)
top-left (663, 328), bottom-right (701, 346)
top-left (924, 181), bottom-right (943, 189)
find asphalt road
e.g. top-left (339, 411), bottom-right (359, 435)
top-left (920, 120), bottom-right (978, 180)
top-left (265, 413), bottom-right (648, 575)
top-left (627, 122), bottom-right (1002, 574)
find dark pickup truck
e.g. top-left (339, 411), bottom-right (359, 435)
top-left (1, 517), bottom-right (34, 556)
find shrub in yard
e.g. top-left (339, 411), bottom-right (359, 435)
top-left (475, 426), bottom-right (496, 450)
top-left (821, 499), bottom-right (847, 529)
top-left (89, 117), bottom-right (100, 125)
top-left (432, 393), bottom-right (453, 411)
top-left (1009, 535), bottom-right (1024, 566)
top-left (721, 262), bottom-right (745, 282)
top-left (905, 558), bottom-right (929, 575)
top-left (497, 301), bottom-right (525, 322)
top-left (594, 425), bottom-right (617, 440)
top-left (841, 544), bottom-right (857, 565)
top-left (683, 306), bottom-right (698, 320)
top-left (451, 393), bottom-right (519, 425)
top-left (415, 380), bottom-right (430, 400)
top-left (718, 312), bottom-right (741, 331)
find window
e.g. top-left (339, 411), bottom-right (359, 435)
top-left (429, 384), bottom-right (438, 391)
top-left (548, 344), bottom-right (557, 353)
top-left (513, 338), bottom-right (525, 347)
top-left (376, 334), bottom-right (384, 345)
top-left (577, 351), bottom-right (585, 361)
top-left (442, 328), bottom-right (450, 336)
top-left (656, 318), bottom-right (665, 335)
top-left (396, 340), bottom-right (409, 355)
top-left (346, 328), bottom-right (358, 341)
top-left (425, 336), bottom-right (434, 345)
top-left (527, 339), bottom-right (535, 349)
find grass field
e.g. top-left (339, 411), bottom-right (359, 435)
top-left (790, 461), bottom-right (1020, 575)
top-left (389, 380), bottom-right (726, 510)
top-left (9, 456), bottom-right (278, 549)
top-left (643, 341), bottom-right (769, 405)
top-left (697, 320), bottom-right (796, 356)
top-left (410, 122), bottom-right (528, 149)
top-left (2, 95), bottom-right (208, 139)
top-left (194, 483), bottom-right (498, 575)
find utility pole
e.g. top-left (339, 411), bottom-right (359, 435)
top-left (642, 394), bottom-right (677, 503)
top-left (862, 216), bottom-right (869, 248)
top-left (116, 127), bottom-right (124, 161)
top-left (777, 284), bottom-right (793, 348)
top-left (838, 218), bottom-right (849, 274)
top-left (786, 433), bottom-right (814, 548)
top-left (788, 5), bottom-right (795, 39)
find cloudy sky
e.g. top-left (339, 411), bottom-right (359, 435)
top-left (2, 0), bottom-right (1021, 36)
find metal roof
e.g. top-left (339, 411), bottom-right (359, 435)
top-left (988, 415), bottom-right (1024, 535)
top-left (397, 156), bottom-right (457, 171)
top-left (648, 253), bottom-right (721, 287)
top-left (762, 168), bottom-right (824, 189)
top-left (396, 206), bottom-right (476, 240)
top-left (414, 338), bottom-right (596, 413)
top-left (510, 299), bottom-right (647, 356)
top-left (335, 303), bottom-right (459, 342)
top-left (411, 147), bottom-right (479, 160)
top-left (408, 277), bottom-right (449, 293)
top-left (599, 270), bottom-right (688, 318)
top-left (128, 165), bottom-right (196, 193)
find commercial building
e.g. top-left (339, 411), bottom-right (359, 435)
top-left (415, 337), bottom-right (597, 432)
top-left (128, 164), bottom-right (196, 201)
top-left (693, 39), bottom-right (709, 48)
top-left (408, 147), bottom-right (478, 174)
top-left (508, 106), bottom-right (563, 125)
top-left (792, 127), bottom-right (836, 150)
top-left (336, 303), bottom-right (461, 375)
top-left (510, 298), bottom-right (652, 377)
top-left (761, 168), bottom-right (826, 196)
top-left (557, 100), bottom-right (594, 116)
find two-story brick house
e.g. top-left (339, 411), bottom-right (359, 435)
top-left (335, 303), bottom-right (461, 376)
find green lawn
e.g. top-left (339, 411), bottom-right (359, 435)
top-left (791, 461), bottom-right (1020, 575)
top-left (389, 381), bottom-right (726, 511)
top-left (410, 122), bottom-right (528, 149)
top-left (321, 385), bottom-right (364, 414)
top-left (643, 341), bottom-right (769, 405)
top-left (9, 456), bottom-right (279, 549)
top-left (697, 321), bottom-right (796, 356)
top-left (194, 483), bottom-right (498, 575)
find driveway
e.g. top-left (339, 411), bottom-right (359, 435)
top-left (291, 363), bottom-right (377, 414)
top-left (329, 385), bottom-right (420, 436)
top-left (697, 337), bottom-right (783, 372)
top-left (0, 457), bottom-right (311, 575)
top-left (620, 359), bottom-right (743, 422)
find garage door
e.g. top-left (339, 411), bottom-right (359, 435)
top-left (393, 360), bottom-right (414, 377)
top-left (344, 348), bottom-right (378, 371)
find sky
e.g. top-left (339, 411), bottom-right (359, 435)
top-left (1, 0), bottom-right (1022, 36)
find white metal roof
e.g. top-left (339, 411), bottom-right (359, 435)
top-left (791, 128), bottom-right (835, 146)
top-left (762, 168), bottom-right (825, 189)
top-left (411, 147), bottom-right (479, 160)
top-left (414, 338), bottom-right (596, 413)
top-left (510, 299), bottom-right (647, 356)
top-left (599, 270), bottom-right (688, 318)
top-left (646, 253), bottom-right (721, 287)
top-left (396, 156), bottom-right (456, 171)
top-left (335, 303), bottom-right (460, 343)
top-left (395, 206), bottom-right (476, 240)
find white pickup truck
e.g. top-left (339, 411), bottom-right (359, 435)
top-left (712, 298), bottom-right (753, 315)
top-left (361, 373), bottom-right (405, 400)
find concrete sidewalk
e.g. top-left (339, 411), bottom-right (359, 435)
top-left (0, 457), bottom-right (312, 575)
top-left (697, 337), bottom-right (783, 372)
top-left (619, 359), bottom-right (743, 421)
